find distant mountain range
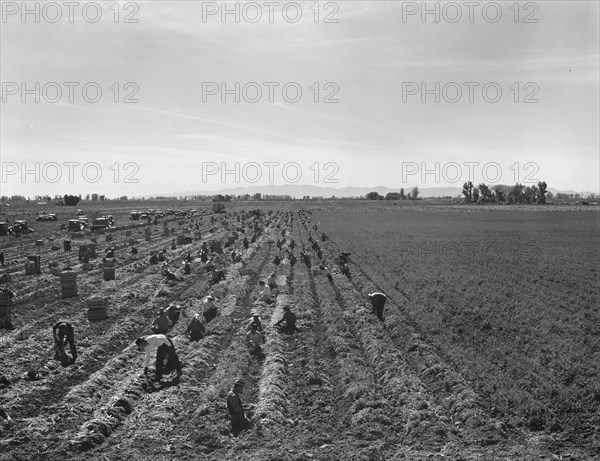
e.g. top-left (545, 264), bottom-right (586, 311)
top-left (150, 185), bottom-right (599, 199)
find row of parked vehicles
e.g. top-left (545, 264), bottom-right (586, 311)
top-left (68, 215), bottom-right (114, 232)
top-left (129, 208), bottom-right (202, 220)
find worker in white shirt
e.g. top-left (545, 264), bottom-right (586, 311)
top-left (246, 323), bottom-right (264, 360)
top-left (258, 280), bottom-right (271, 303)
top-left (135, 334), bottom-right (182, 381)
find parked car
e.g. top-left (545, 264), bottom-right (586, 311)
top-left (36, 213), bottom-right (57, 221)
top-left (8, 220), bottom-right (34, 234)
top-left (68, 219), bottom-right (86, 232)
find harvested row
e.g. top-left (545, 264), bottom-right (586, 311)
top-left (253, 267), bottom-right (293, 431)
top-left (76, 221), bottom-right (281, 459)
top-left (0, 217), bottom-right (265, 459)
top-left (0, 216), bottom-right (217, 347)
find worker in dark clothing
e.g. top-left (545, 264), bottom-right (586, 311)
top-left (166, 304), bottom-right (181, 324)
top-left (53, 321), bottom-right (77, 366)
top-left (226, 379), bottom-right (254, 436)
top-left (202, 295), bottom-right (218, 323)
top-left (368, 292), bottom-right (387, 321)
top-left (243, 237), bottom-right (249, 250)
top-left (0, 252), bottom-right (4, 267)
top-left (247, 312), bottom-right (263, 332)
top-left (275, 306), bottom-right (298, 334)
top-left (152, 309), bottom-right (170, 334)
top-left (186, 314), bottom-right (205, 342)
top-left (131, 246), bottom-right (138, 255)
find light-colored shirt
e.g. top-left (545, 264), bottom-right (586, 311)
top-left (246, 330), bottom-right (263, 346)
top-left (261, 285), bottom-right (271, 297)
top-left (142, 334), bottom-right (171, 367)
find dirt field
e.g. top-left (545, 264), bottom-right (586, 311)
top-left (0, 201), bottom-right (598, 460)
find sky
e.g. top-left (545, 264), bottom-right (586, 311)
top-left (1, 1), bottom-right (598, 197)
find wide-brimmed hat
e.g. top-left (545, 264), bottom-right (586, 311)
top-left (283, 306), bottom-right (290, 311)
top-left (206, 295), bottom-right (214, 300)
top-left (233, 378), bottom-right (245, 386)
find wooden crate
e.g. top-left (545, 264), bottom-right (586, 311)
top-left (60, 269), bottom-right (77, 298)
top-left (87, 297), bottom-right (108, 321)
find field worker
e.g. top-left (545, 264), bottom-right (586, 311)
top-left (166, 303), bottom-right (181, 324)
top-left (243, 237), bottom-right (249, 250)
top-left (246, 323), bottom-right (264, 360)
top-left (183, 260), bottom-right (191, 275)
top-left (275, 306), bottom-right (298, 334)
top-left (0, 252), bottom-right (3, 266)
top-left (186, 314), bottom-right (205, 342)
top-left (320, 265), bottom-right (333, 282)
top-left (258, 281), bottom-right (271, 303)
top-left (202, 295), bottom-right (218, 323)
top-left (135, 334), bottom-right (182, 382)
top-left (267, 272), bottom-right (277, 290)
top-left (52, 320), bottom-right (77, 365)
top-left (248, 312), bottom-right (263, 332)
top-left (0, 407), bottom-right (12, 425)
top-left (341, 264), bottom-right (351, 278)
top-left (272, 255), bottom-right (281, 267)
top-left (226, 379), bottom-right (254, 436)
top-left (368, 292), bottom-right (387, 321)
top-left (152, 309), bottom-right (170, 334)
top-left (131, 246), bottom-right (138, 255)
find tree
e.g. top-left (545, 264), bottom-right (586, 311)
top-left (385, 192), bottom-right (400, 200)
top-left (63, 194), bottom-right (80, 206)
top-left (478, 183), bottom-right (494, 203)
top-left (85, 194), bottom-right (90, 201)
top-left (537, 181), bottom-right (548, 204)
top-left (253, 193), bottom-right (262, 200)
top-left (523, 186), bottom-right (536, 204)
top-left (508, 183), bottom-right (525, 204)
top-left (99, 195), bottom-right (106, 201)
top-left (410, 186), bottom-right (420, 200)
top-left (91, 193), bottom-right (99, 201)
top-left (399, 188), bottom-right (406, 200)
top-left (462, 181), bottom-right (473, 202)
top-left (492, 185), bottom-right (508, 203)
top-left (365, 192), bottom-right (382, 200)
top-left (472, 187), bottom-right (480, 203)
top-left (119, 196), bottom-right (128, 200)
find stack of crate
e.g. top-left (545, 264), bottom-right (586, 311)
top-left (87, 243), bottom-right (97, 259)
top-left (103, 258), bottom-right (116, 281)
top-left (87, 297), bottom-right (108, 321)
top-left (25, 255), bottom-right (41, 275)
top-left (0, 289), bottom-right (13, 329)
top-left (60, 268), bottom-right (77, 298)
